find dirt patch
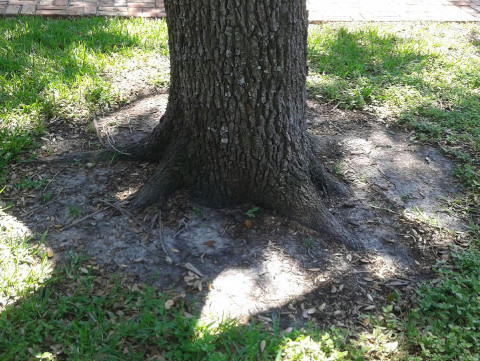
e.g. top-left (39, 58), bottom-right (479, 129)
top-left (2, 93), bottom-right (469, 330)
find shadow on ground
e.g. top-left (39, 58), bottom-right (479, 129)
top-left (0, 91), bottom-right (469, 360)
top-left (0, 21), bottom-right (474, 360)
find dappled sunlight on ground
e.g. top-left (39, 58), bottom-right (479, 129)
top-left (0, 210), bottom-right (54, 311)
top-left (200, 250), bottom-right (314, 323)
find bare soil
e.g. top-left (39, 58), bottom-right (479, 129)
top-left (2, 92), bottom-right (469, 330)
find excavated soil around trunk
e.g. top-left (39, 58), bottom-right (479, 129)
top-left (2, 93), bottom-right (469, 329)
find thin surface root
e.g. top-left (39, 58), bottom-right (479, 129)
top-left (127, 154), bottom-right (184, 212)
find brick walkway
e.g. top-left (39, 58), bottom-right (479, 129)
top-left (1, 0), bottom-right (480, 21)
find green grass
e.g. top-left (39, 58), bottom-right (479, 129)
top-left (0, 255), bottom-right (361, 361)
top-left (1, 19), bottom-right (480, 360)
top-left (306, 24), bottom-right (480, 360)
top-left (0, 16), bottom-right (169, 182)
top-left (0, 215), bottom-right (52, 308)
top-left (308, 23), bottom-right (480, 192)
top-left (404, 247), bottom-right (480, 360)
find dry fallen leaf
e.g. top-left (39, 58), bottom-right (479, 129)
top-left (245, 219), bottom-right (252, 229)
top-left (385, 341), bottom-right (399, 352)
top-left (165, 300), bottom-right (174, 310)
top-left (260, 340), bottom-right (266, 353)
top-left (203, 240), bottom-right (216, 246)
top-left (184, 262), bottom-right (203, 277)
top-left (363, 317), bottom-right (371, 326)
top-left (319, 303), bottom-right (326, 311)
top-left (79, 267), bottom-right (89, 274)
top-left (170, 248), bottom-right (180, 253)
top-left (194, 280), bottom-right (203, 291)
top-left (258, 315), bottom-right (272, 323)
top-left (46, 248), bottom-right (54, 258)
top-left (147, 356), bottom-right (166, 361)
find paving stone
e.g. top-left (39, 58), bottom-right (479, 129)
top-left (37, 5), bottom-right (67, 10)
top-left (98, 5), bottom-right (127, 11)
top-left (82, 5), bottom-right (95, 14)
top-left (128, 6), bottom-right (163, 16)
top-left (127, 2), bottom-right (155, 8)
top-left (70, 1), bottom-right (95, 6)
top-left (68, 5), bottom-right (83, 14)
top-left (5, 4), bottom-right (21, 13)
top-left (100, 0), bottom-right (126, 6)
top-left (98, 5), bottom-right (128, 15)
top-left (0, 0), bottom-right (479, 21)
top-left (20, 4), bottom-right (36, 13)
top-left (8, 1), bottom-right (39, 5)
top-left (36, 8), bottom-right (66, 14)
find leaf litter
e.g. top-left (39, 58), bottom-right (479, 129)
top-left (2, 92), bottom-right (470, 332)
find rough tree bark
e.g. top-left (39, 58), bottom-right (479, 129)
top-left (126, 0), bottom-right (363, 250)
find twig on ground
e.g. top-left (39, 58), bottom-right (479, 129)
top-left (157, 210), bottom-right (169, 256)
top-left (100, 199), bottom-right (132, 217)
top-left (43, 168), bottom-right (64, 192)
top-left (62, 207), bottom-right (111, 230)
top-left (377, 166), bottom-right (397, 190)
top-left (104, 127), bottom-right (131, 156)
top-left (92, 119), bottom-right (106, 146)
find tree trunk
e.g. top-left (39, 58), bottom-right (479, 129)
top-left (126, 0), bottom-right (363, 250)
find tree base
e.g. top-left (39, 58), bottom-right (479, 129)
top-left (123, 122), bottom-right (364, 251)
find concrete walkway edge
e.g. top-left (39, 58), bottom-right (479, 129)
top-left (0, 0), bottom-right (480, 21)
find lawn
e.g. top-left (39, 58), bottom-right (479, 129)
top-left (0, 18), bottom-right (479, 360)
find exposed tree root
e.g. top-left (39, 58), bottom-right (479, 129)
top-left (127, 151), bottom-right (184, 212)
top-left (310, 158), bottom-right (351, 198)
top-left (302, 202), bottom-right (364, 251)
top-left (125, 138), bottom-right (362, 249)
top-left (270, 183), bottom-right (364, 251)
top-left (308, 134), bottom-right (351, 198)
top-left (120, 113), bottom-right (178, 163)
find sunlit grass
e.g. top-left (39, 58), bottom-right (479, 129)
top-left (0, 256), bottom-right (360, 361)
top-left (0, 16), bottom-right (169, 177)
top-left (308, 23), bottom-right (480, 192)
top-left (0, 211), bottom-right (53, 310)
top-left (0, 19), bottom-right (480, 360)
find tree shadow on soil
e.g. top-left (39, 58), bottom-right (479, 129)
top-left (0, 22), bottom-right (471, 359)
top-left (0, 92), bottom-right (468, 359)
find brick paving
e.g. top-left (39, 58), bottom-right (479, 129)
top-left (0, 0), bottom-right (479, 21)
